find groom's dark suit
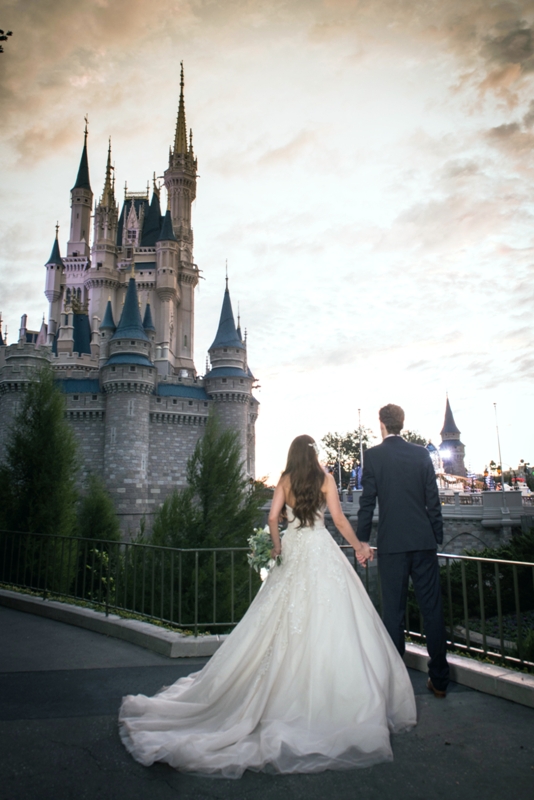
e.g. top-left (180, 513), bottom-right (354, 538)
top-left (357, 436), bottom-right (449, 692)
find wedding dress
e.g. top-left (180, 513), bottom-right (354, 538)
top-left (119, 508), bottom-right (417, 778)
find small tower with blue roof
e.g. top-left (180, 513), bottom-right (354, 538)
top-left (101, 275), bottom-right (156, 522)
top-left (204, 278), bottom-right (259, 476)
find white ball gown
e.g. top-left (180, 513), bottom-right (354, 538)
top-left (119, 509), bottom-right (417, 778)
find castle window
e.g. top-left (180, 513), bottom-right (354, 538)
top-left (130, 366), bottom-right (136, 372)
top-left (73, 395), bottom-right (79, 401)
top-left (204, 402), bottom-right (208, 407)
top-left (173, 399), bottom-right (177, 405)
top-left (236, 350), bottom-right (239, 353)
top-left (111, 366), bottom-right (116, 372)
top-left (130, 341), bottom-right (135, 345)
top-left (222, 378), bottom-right (227, 384)
top-left (110, 427), bottom-right (116, 444)
top-left (127, 230), bottom-right (136, 241)
top-left (156, 397), bottom-right (162, 404)
top-left (223, 348), bottom-right (228, 352)
top-left (92, 395), bottom-right (97, 400)
top-left (127, 399), bottom-right (134, 416)
top-left (240, 379), bottom-right (244, 384)
top-left (184, 335), bottom-right (188, 347)
top-left (188, 401), bottom-right (193, 406)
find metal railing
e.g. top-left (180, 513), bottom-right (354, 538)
top-left (0, 530), bottom-right (532, 668)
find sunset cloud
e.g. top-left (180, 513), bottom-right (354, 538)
top-left (1, 0), bottom-right (534, 476)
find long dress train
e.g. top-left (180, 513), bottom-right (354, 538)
top-left (119, 509), bottom-right (417, 778)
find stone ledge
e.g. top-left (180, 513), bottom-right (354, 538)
top-left (405, 642), bottom-right (534, 709)
top-left (0, 588), bottom-right (227, 658)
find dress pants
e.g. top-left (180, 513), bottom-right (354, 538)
top-left (377, 549), bottom-right (450, 692)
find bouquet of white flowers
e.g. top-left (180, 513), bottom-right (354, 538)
top-left (247, 526), bottom-right (282, 580)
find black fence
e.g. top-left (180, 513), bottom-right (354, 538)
top-left (1, 530), bottom-right (533, 667)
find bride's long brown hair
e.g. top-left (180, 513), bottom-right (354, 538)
top-left (282, 435), bottom-right (326, 528)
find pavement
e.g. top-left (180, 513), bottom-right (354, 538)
top-left (1, 606), bottom-right (533, 800)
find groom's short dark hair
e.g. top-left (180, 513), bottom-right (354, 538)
top-left (379, 404), bottom-right (405, 435)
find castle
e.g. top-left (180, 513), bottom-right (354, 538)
top-left (0, 66), bottom-right (259, 535)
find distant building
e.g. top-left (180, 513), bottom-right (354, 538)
top-left (439, 397), bottom-right (466, 477)
top-left (0, 66), bottom-right (259, 535)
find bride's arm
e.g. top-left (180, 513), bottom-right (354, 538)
top-left (267, 479), bottom-right (286, 557)
top-left (323, 474), bottom-right (373, 564)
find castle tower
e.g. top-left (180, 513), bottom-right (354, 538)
top-left (155, 210), bottom-right (179, 375)
top-left (163, 63), bottom-right (199, 375)
top-left (67, 121), bottom-right (93, 259)
top-left (101, 276), bottom-right (156, 529)
top-left (204, 280), bottom-right (259, 477)
top-left (44, 229), bottom-right (64, 346)
top-left (439, 397), bottom-right (466, 477)
top-left (87, 140), bottom-right (120, 327)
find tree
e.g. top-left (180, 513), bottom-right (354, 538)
top-left (77, 474), bottom-right (121, 542)
top-left (321, 428), bottom-right (375, 488)
top-left (0, 366), bottom-right (78, 537)
top-left (152, 413), bottom-right (266, 549)
top-left (0, 28), bottom-right (13, 54)
top-left (402, 430), bottom-right (429, 446)
top-left (147, 413), bottom-right (268, 626)
top-left (0, 367), bottom-right (78, 592)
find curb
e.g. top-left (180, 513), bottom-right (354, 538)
top-left (404, 642), bottom-right (534, 709)
top-left (2, 589), bottom-right (533, 709)
top-left (0, 588), bottom-right (227, 658)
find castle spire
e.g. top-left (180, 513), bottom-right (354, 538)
top-left (441, 397), bottom-right (461, 437)
top-left (73, 116), bottom-right (91, 191)
top-left (112, 278), bottom-right (149, 341)
top-left (173, 62), bottom-right (189, 156)
top-left (209, 280), bottom-right (245, 351)
top-left (46, 226), bottom-right (63, 266)
top-left (100, 138), bottom-right (114, 206)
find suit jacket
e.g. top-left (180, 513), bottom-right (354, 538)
top-left (356, 436), bottom-right (443, 553)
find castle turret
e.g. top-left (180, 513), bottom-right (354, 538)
top-left (87, 140), bottom-right (120, 326)
top-left (204, 280), bottom-right (259, 476)
top-left (155, 210), bottom-right (179, 375)
top-left (102, 276), bottom-right (156, 529)
top-left (44, 228), bottom-right (64, 345)
top-left (439, 397), bottom-right (466, 477)
top-left (67, 121), bottom-right (93, 258)
top-left (93, 139), bottom-right (118, 249)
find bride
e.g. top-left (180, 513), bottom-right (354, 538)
top-left (119, 435), bottom-right (417, 778)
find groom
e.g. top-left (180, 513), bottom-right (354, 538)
top-left (356, 404), bottom-right (450, 697)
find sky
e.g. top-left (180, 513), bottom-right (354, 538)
top-left (1, 0), bottom-right (534, 482)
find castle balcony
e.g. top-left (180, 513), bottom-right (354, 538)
top-left (63, 255), bottom-right (90, 272)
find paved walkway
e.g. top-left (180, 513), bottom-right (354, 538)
top-left (1, 606), bottom-right (533, 800)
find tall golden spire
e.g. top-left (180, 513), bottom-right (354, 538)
top-left (101, 138), bottom-right (114, 207)
top-left (173, 62), bottom-right (189, 156)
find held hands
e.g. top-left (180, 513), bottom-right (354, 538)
top-left (355, 542), bottom-right (373, 567)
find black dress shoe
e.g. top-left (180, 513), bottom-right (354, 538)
top-left (427, 678), bottom-right (446, 698)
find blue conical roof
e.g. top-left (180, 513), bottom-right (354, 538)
top-left (99, 300), bottom-right (116, 331)
top-left (142, 303), bottom-right (156, 332)
top-left (72, 134), bottom-right (91, 191)
top-left (441, 398), bottom-right (461, 436)
top-left (209, 284), bottom-right (245, 350)
top-left (46, 236), bottom-right (63, 266)
top-left (111, 278), bottom-right (149, 341)
top-left (141, 191), bottom-right (162, 246)
top-left (157, 210), bottom-right (177, 242)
